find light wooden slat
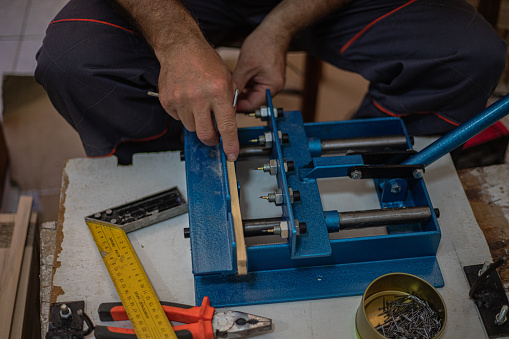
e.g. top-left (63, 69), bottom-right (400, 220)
top-left (0, 196), bottom-right (33, 338)
top-left (0, 214), bottom-right (16, 280)
top-left (227, 161), bottom-right (247, 275)
top-left (10, 212), bottom-right (37, 339)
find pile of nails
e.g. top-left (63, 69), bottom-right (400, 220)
top-left (375, 294), bottom-right (442, 339)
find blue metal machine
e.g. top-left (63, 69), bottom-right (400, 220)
top-left (184, 91), bottom-right (509, 307)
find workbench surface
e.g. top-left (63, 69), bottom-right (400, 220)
top-left (50, 138), bottom-right (501, 338)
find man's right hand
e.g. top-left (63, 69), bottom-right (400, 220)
top-left (156, 37), bottom-right (239, 161)
top-left (112, 0), bottom-right (239, 161)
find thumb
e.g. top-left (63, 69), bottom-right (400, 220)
top-left (232, 62), bottom-right (252, 95)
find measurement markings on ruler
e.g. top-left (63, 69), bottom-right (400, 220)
top-left (87, 220), bottom-right (177, 339)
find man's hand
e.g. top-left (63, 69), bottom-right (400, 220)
top-left (112, 0), bottom-right (239, 160)
top-left (233, 0), bottom-right (351, 112)
top-left (157, 38), bottom-right (239, 161)
top-left (233, 27), bottom-right (288, 112)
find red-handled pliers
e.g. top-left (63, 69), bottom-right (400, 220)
top-left (94, 296), bottom-right (272, 339)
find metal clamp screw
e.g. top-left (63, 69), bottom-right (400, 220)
top-left (257, 131), bottom-right (287, 149)
top-left (254, 106), bottom-right (282, 120)
top-left (60, 304), bottom-right (72, 320)
top-left (262, 159), bottom-right (278, 175)
top-left (350, 170), bottom-right (362, 180)
top-left (258, 131), bottom-right (274, 148)
top-left (261, 159), bottom-right (294, 175)
top-left (478, 261), bottom-right (491, 277)
top-left (276, 221), bottom-right (289, 238)
top-left (390, 183), bottom-right (402, 194)
top-left (260, 188), bottom-right (300, 205)
top-left (413, 169), bottom-right (424, 179)
top-left (496, 305), bottom-right (508, 325)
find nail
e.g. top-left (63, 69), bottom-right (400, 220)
top-left (233, 89), bottom-right (239, 108)
top-left (227, 153), bottom-right (237, 162)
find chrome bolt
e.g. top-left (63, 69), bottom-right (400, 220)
top-left (262, 159), bottom-right (278, 175)
top-left (278, 221), bottom-right (289, 238)
top-left (254, 106), bottom-right (281, 120)
top-left (478, 261), bottom-right (491, 276)
top-left (390, 183), bottom-right (402, 194)
top-left (261, 188), bottom-right (297, 206)
top-left (413, 169), bottom-right (424, 179)
top-left (261, 159), bottom-right (292, 175)
top-left (350, 170), bottom-right (362, 180)
top-left (266, 189), bottom-right (283, 205)
top-left (60, 304), bottom-right (72, 319)
top-left (495, 305), bottom-right (508, 325)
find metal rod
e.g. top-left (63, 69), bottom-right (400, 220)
top-left (321, 135), bottom-right (411, 155)
top-left (403, 94), bottom-right (509, 167)
top-left (242, 218), bottom-right (307, 237)
top-left (248, 207), bottom-right (438, 235)
top-left (238, 146), bottom-right (271, 158)
top-left (243, 218), bottom-right (282, 237)
top-left (337, 206), bottom-right (435, 230)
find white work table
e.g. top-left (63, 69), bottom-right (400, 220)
top-left (51, 138), bottom-right (498, 338)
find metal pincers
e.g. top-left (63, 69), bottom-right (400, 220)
top-left (212, 310), bottom-right (272, 338)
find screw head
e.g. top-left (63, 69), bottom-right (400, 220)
top-left (413, 169), bottom-right (424, 179)
top-left (496, 305), bottom-right (508, 325)
top-left (390, 183), bottom-right (402, 194)
top-left (350, 170), bottom-right (362, 180)
top-left (478, 261), bottom-right (491, 277)
top-left (60, 304), bottom-right (72, 319)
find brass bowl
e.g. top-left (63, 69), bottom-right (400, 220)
top-left (355, 273), bottom-right (447, 339)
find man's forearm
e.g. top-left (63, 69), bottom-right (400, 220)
top-left (259, 0), bottom-right (352, 47)
top-left (111, 0), bottom-right (205, 57)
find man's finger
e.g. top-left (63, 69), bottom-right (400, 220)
top-left (194, 110), bottom-right (220, 146)
top-left (166, 108), bottom-right (181, 121)
top-left (177, 107), bottom-right (197, 132)
top-left (236, 88), bottom-right (266, 112)
top-left (212, 97), bottom-right (239, 161)
top-left (232, 65), bottom-right (254, 97)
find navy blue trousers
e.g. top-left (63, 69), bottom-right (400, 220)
top-left (35, 0), bottom-right (507, 164)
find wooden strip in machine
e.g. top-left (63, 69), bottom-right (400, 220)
top-left (227, 161), bottom-right (247, 275)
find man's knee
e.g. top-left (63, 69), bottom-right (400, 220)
top-left (458, 22), bottom-right (507, 95)
top-left (35, 39), bottom-right (77, 128)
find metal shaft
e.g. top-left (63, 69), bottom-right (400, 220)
top-left (242, 207), bottom-right (436, 236)
top-left (238, 146), bottom-right (271, 158)
top-left (242, 218), bottom-right (282, 237)
top-left (403, 94), bottom-right (509, 167)
top-left (321, 135), bottom-right (410, 155)
top-left (337, 206), bottom-right (436, 230)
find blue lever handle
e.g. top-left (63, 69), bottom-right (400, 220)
top-left (403, 94), bottom-right (509, 167)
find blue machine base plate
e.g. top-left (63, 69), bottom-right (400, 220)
top-left (196, 256), bottom-right (443, 307)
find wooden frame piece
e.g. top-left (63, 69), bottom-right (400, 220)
top-left (0, 196), bottom-right (33, 338)
top-left (227, 161), bottom-right (247, 275)
top-left (11, 212), bottom-right (38, 339)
